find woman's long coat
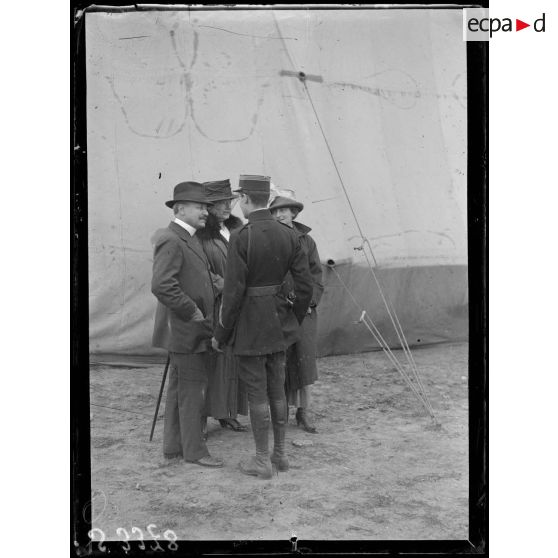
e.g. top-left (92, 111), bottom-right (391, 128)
top-left (197, 213), bottom-right (247, 417)
top-left (281, 221), bottom-right (324, 394)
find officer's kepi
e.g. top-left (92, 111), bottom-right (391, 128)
top-left (234, 174), bottom-right (271, 195)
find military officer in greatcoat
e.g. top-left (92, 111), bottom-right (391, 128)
top-left (213, 174), bottom-right (313, 479)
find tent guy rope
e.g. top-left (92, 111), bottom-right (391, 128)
top-left (329, 264), bottom-right (437, 421)
top-left (301, 79), bottom-right (436, 415)
top-left (272, 11), bottom-right (437, 422)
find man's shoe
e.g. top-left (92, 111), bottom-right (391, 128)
top-left (189, 455), bottom-right (224, 468)
top-left (239, 456), bottom-right (272, 479)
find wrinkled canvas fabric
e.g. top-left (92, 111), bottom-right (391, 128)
top-left (86, 9), bottom-right (467, 357)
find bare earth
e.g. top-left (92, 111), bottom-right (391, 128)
top-left (89, 342), bottom-right (468, 541)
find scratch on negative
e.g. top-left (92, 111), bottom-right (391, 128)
top-left (312, 196), bottom-right (339, 204)
top-left (197, 25), bottom-right (298, 41)
top-left (367, 230), bottom-right (456, 247)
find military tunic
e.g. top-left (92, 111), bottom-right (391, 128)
top-left (214, 209), bottom-right (313, 355)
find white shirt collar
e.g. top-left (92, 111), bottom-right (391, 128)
top-left (174, 218), bottom-right (196, 237)
top-left (220, 223), bottom-right (231, 241)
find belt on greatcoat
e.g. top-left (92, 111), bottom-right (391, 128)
top-left (245, 285), bottom-right (282, 297)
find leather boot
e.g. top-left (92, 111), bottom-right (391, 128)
top-left (239, 403), bottom-right (272, 479)
top-left (201, 415), bottom-right (208, 441)
top-left (296, 407), bottom-right (317, 433)
top-left (270, 398), bottom-right (289, 472)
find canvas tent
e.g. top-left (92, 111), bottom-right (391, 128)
top-left (86, 7), bottom-right (468, 359)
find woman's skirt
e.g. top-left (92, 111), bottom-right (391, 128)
top-left (285, 309), bottom-right (319, 404)
top-left (205, 346), bottom-right (248, 418)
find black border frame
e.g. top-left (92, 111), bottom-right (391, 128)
top-left (72, 2), bottom-right (487, 555)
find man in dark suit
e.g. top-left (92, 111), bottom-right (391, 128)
top-left (213, 175), bottom-right (313, 479)
top-left (151, 181), bottom-right (223, 468)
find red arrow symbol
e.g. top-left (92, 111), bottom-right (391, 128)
top-left (516, 19), bottom-right (530, 31)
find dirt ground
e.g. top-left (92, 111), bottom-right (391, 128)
top-left (89, 342), bottom-right (468, 541)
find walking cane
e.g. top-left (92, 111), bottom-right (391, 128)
top-left (149, 355), bottom-right (170, 442)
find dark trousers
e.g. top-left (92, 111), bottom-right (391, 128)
top-left (163, 352), bottom-right (210, 462)
top-left (237, 351), bottom-right (287, 405)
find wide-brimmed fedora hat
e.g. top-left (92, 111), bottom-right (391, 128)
top-left (203, 179), bottom-right (238, 202)
top-left (233, 174), bottom-right (271, 195)
top-left (165, 181), bottom-right (213, 208)
top-left (268, 188), bottom-right (304, 212)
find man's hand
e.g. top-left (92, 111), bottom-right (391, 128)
top-left (211, 336), bottom-right (223, 352)
top-left (191, 308), bottom-right (205, 322)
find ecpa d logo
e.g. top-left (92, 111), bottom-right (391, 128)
top-left (463, 9), bottom-right (546, 41)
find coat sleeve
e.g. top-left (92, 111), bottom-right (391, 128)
top-left (214, 230), bottom-right (249, 344)
top-left (290, 236), bottom-right (313, 324)
top-left (307, 235), bottom-right (324, 307)
top-left (151, 234), bottom-right (200, 321)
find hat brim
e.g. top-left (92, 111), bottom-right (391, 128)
top-left (269, 200), bottom-right (304, 212)
top-left (165, 198), bottom-right (214, 208)
top-left (207, 194), bottom-right (239, 202)
top-left (234, 188), bottom-right (272, 197)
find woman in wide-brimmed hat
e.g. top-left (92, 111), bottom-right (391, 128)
top-left (269, 189), bottom-right (324, 433)
top-left (197, 179), bottom-right (248, 434)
